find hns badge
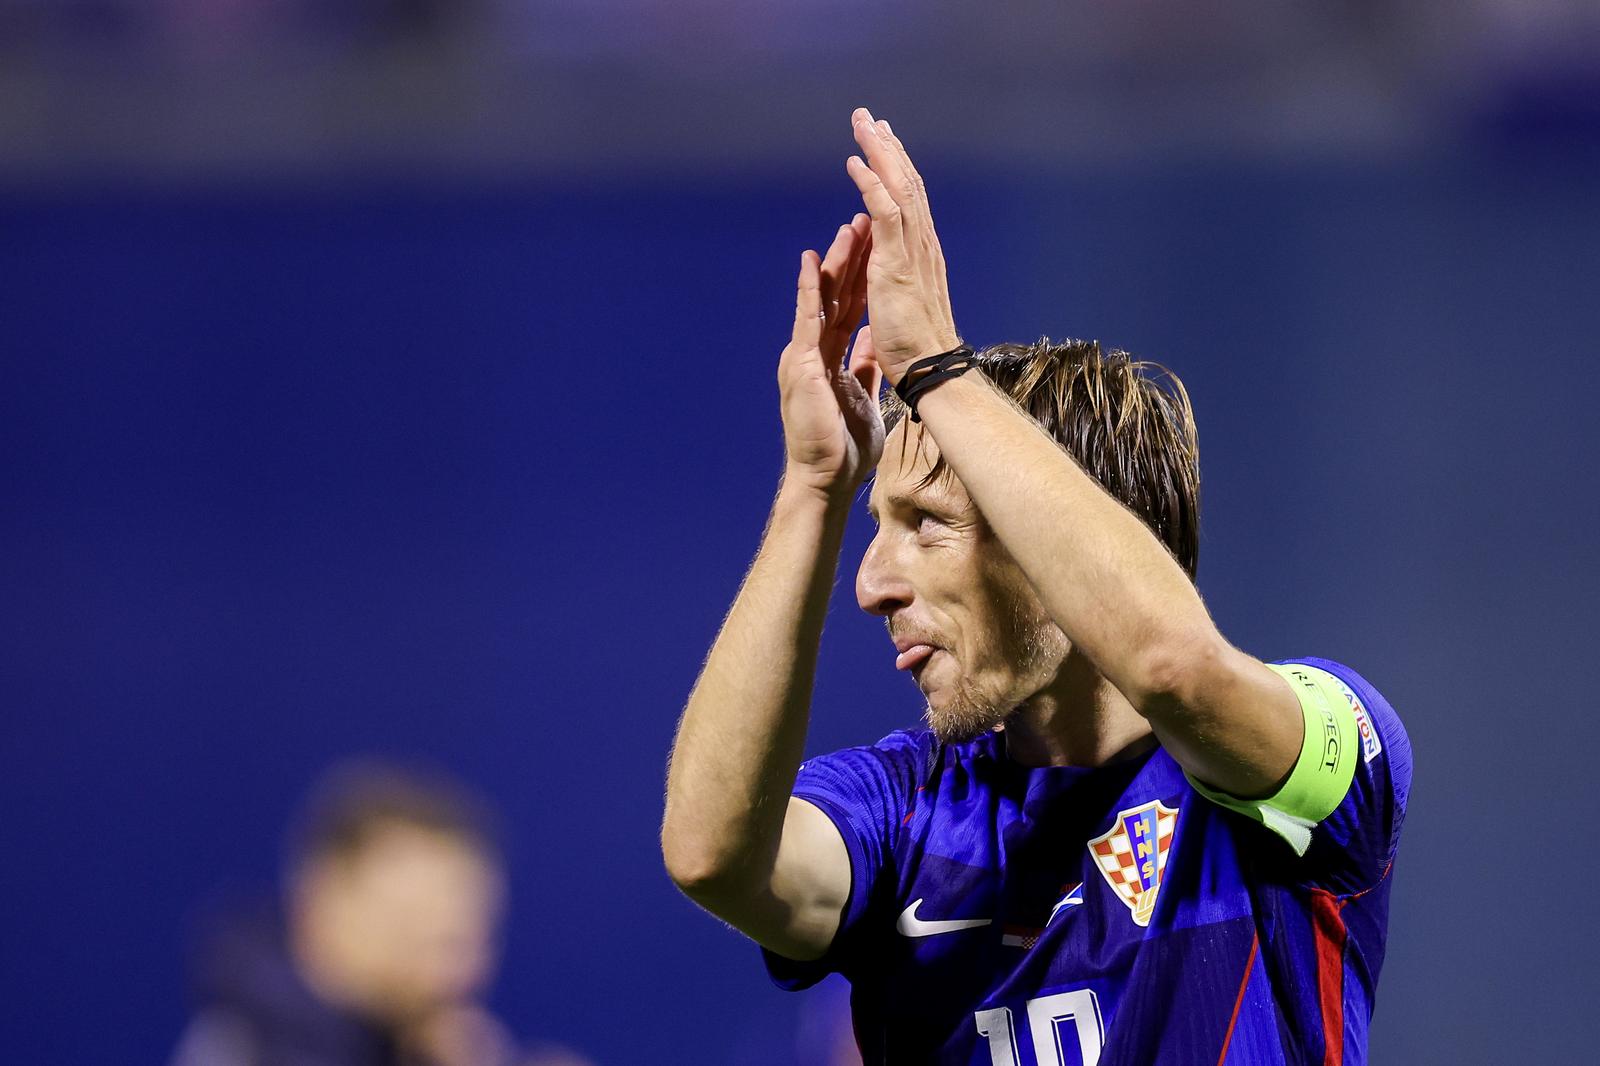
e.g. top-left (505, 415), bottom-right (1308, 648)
top-left (1088, 800), bottom-right (1179, 927)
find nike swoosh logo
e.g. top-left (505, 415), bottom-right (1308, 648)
top-left (896, 898), bottom-right (992, 937)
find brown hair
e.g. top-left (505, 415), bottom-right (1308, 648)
top-left (286, 760), bottom-right (501, 873)
top-left (883, 338), bottom-right (1201, 578)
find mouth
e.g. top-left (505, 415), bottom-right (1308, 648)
top-left (895, 644), bottom-right (937, 672)
top-left (890, 626), bottom-right (946, 674)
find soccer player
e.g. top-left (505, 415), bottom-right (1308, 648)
top-left (662, 108), bottom-right (1410, 1065)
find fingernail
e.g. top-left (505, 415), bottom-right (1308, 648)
top-left (881, 120), bottom-right (893, 135)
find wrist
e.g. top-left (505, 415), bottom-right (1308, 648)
top-left (777, 466), bottom-right (859, 515)
top-left (893, 343), bottom-right (978, 422)
top-left (908, 365), bottom-right (988, 419)
top-left (885, 331), bottom-right (963, 386)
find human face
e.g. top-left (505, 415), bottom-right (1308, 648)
top-left (296, 824), bottom-right (505, 1023)
top-left (858, 424), bottom-right (1068, 741)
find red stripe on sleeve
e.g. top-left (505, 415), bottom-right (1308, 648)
top-left (1310, 888), bottom-right (1349, 1066)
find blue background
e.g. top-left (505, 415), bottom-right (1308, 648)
top-left (4, 143), bottom-right (1598, 1065)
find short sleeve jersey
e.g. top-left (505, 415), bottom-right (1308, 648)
top-left (762, 658), bottom-right (1411, 1066)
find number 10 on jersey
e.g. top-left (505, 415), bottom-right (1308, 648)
top-left (975, 988), bottom-right (1104, 1066)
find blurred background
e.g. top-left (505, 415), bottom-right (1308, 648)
top-left (2, 1), bottom-right (1598, 1062)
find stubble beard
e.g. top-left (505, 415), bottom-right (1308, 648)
top-left (921, 595), bottom-right (1068, 744)
top-left (923, 681), bottom-right (1012, 744)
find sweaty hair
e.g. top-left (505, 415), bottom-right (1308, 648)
top-left (285, 761), bottom-right (501, 874)
top-left (883, 338), bottom-right (1201, 578)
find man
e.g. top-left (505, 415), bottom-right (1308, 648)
top-left (172, 763), bottom-right (591, 1066)
top-left (662, 107), bottom-right (1410, 1065)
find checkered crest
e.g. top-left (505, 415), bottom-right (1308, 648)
top-left (1087, 799), bottom-right (1180, 927)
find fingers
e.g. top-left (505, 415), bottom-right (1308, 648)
top-left (851, 108), bottom-right (912, 211)
top-left (851, 210), bottom-right (873, 246)
top-left (831, 214), bottom-right (872, 346)
top-left (872, 117), bottom-right (949, 308)
top-left (834, 213), bottom-right (870, 297)
top-left (849, 108), bottom-right (945, 281)
top-left (853, 109), bottom-right (937, 236)
top-left (847, 154), bottom-right (905, 265)
top-left (851, 110), bottom-right (953, 334)
top-left (817, 220), bottom-right (856, 320)
top-left (875, 118), bottom-right (938, 241)
top-left (876, 121), bottom-right (924, 202)
top-left (849, 323), bottom-right (874, 369)
top-left (848, 324), bottom-right (882, 401)
top-left (789, 250), bottom-right (824, 352)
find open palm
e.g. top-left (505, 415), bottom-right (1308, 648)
top-left (778, 213), bottom-right (884, 498)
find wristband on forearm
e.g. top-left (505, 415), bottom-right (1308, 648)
top-left (893, 345), bottom-right (977, 422)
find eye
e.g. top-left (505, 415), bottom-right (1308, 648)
top-left (915, 510), bottom-right (942, 533)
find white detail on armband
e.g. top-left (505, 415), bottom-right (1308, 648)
top-left (1253, 808), bottom-right (1315, 856)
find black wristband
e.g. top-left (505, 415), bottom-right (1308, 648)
top-left (894, 344), bottom-right (976, 422)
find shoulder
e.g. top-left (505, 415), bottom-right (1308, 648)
top-left (1272, 656), bottom-right (1411, 775)
top-left (800, 727), bottom-right (947, 781)
top-left (170, 1011), bottom-right (258, 1066)
top-left (793, 727), bottom-right (996, 822)
top-left (1259, 656), bottom-right (1413, 887)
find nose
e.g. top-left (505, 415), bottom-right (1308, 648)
top-left (856, 530), bottom-right (914, 617)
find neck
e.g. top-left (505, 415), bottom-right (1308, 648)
top-left (1001, 649), bottom-right (1155, 768)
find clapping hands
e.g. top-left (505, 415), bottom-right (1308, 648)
top-left (777, 109), bottom-right (958, 498)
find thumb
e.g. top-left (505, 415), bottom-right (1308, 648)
top-left (848, 324), bottom-right (882, 399)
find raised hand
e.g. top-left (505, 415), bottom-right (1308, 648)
top-left (778, 212), bottom-right (885, 499)
top-left (846, 107), bottom-right (961, 387)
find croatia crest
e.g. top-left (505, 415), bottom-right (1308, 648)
top-left (1087, 800), bottom-right (1179, 927)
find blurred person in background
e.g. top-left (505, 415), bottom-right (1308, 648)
top-left (171, 762), bottom-right (590, 1066)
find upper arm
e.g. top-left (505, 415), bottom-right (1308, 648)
top-left (757, 798), bottom-right (853, 959)
top-left (686, 732), bottom-right (926, 977)
top-left (674, 797), bottom-right (851, 961)
top-left (1144, 637), bottom-right (1308, 801)
top-left (1164, 654), bottom-right (1406, 872)
top-left (765, 732), bottom-right (929, 977)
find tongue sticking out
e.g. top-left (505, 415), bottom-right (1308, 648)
top-left (895, 644), bottom-right (936, 672)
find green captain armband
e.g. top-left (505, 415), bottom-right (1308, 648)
top-left (1183, 663), bottom-right (1360, 856)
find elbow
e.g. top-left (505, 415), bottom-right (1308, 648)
top-left (661, 837), bottom-right (714, 897)
top-left (661, 825), bottom-right (742, 902)
top-left (1129, 627), bottom-right (1230, 718)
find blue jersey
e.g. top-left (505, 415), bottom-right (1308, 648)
top-left (763, 658), bottom-right (1411, 1065)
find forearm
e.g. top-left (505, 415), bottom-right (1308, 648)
top-left (846, 109), bottom-right (1299, 793)
top-left (915, 372), bottom-right (1218, 708)
top-left (662, 476), bottom-right (849, 893)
